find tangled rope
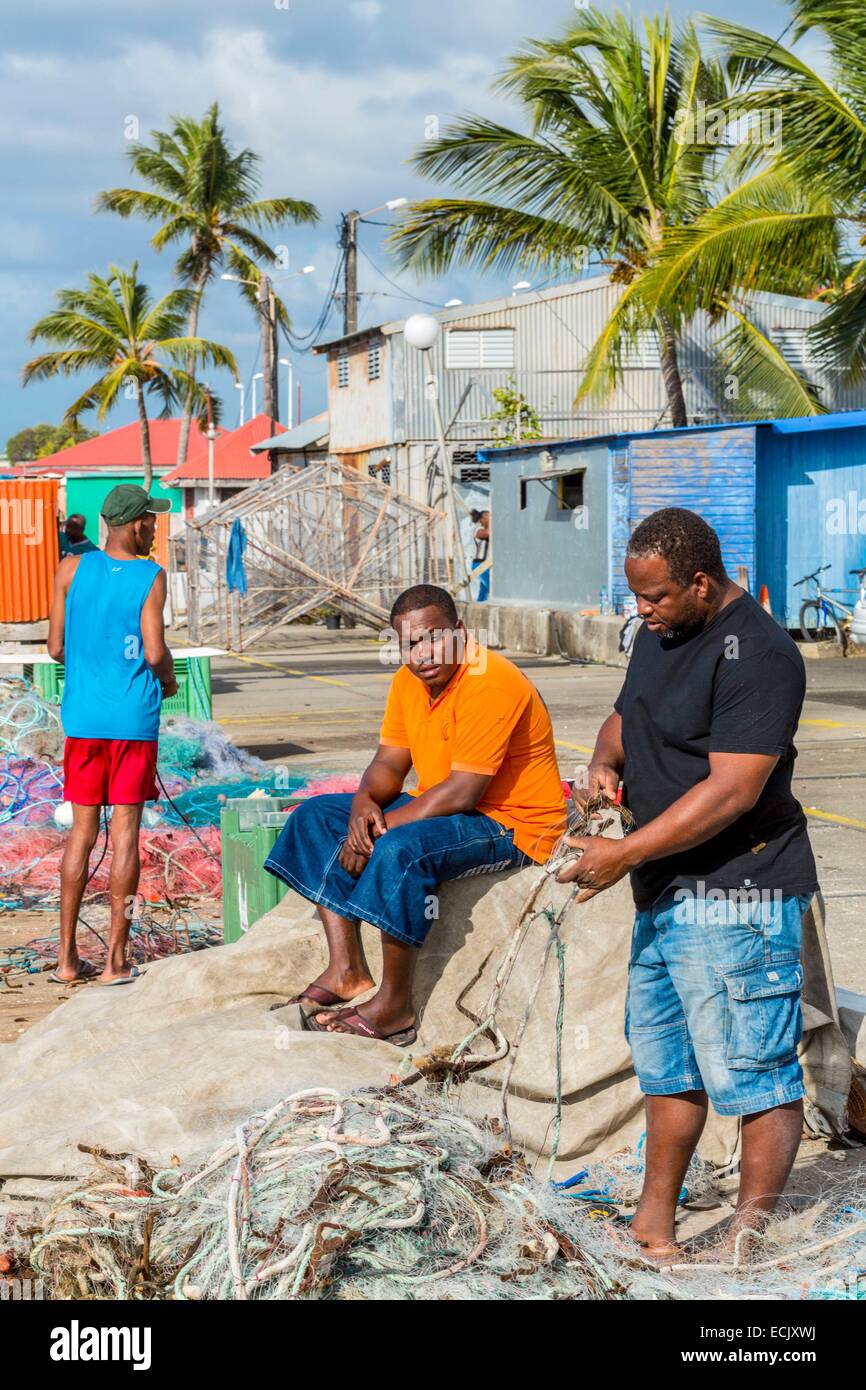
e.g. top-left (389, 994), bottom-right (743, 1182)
top-left (23, 1086), bottom-right (866, 1301)
top-left (29, 1087), bottom-right (635, 1301)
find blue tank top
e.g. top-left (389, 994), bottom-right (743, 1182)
top-left (61, 550), bottom-right (163, 740)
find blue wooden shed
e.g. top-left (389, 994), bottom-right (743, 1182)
top-left (478, 411), bottom-right (866, 626)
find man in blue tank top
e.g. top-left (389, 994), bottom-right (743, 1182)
top-left (47, 484), bottom-right (177, 984)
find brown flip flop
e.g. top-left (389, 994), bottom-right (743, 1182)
top-left (302, 1006), bottom-right (417, 1048)
top-left (269, 983), bottom-right (354, 1015)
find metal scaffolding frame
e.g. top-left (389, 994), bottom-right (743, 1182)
top-left (181, 459), bottom-right (451, 651)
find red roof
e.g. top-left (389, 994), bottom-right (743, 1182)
top-left (14, 419), bottom-right (208, 476)
top-left (161, 414), bottom-right (286, 485)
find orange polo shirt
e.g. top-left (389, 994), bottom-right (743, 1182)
top-left (379, 644), bottom-right (566, 863)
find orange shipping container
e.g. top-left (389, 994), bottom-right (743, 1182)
top-left (0, 479), bottom-right (61, 622)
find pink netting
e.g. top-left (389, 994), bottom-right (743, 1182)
top-left (0, 826), bottom-right (222, 910)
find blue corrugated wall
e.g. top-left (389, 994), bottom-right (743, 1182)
top-left (756, 425), bottom-right (866, 627)
top-left (622, 427), bottom-right (757, 598)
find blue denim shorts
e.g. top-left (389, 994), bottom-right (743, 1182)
top-left (264, 792), bottom-right (525, 949)
top-left (626, 890), bottom-right (811, 1117)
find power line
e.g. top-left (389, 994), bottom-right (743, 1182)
top-left (282, 249), bottom-right (346, 351)
top-left (357, 244), bottom-right (444, 310)
top-left (284, 251), bottom-right (344, 346)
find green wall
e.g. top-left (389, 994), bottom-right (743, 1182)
top-left (65, 472), bottom-right (182, 542)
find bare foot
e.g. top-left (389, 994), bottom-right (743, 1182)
top-left (691, 1217), bottom-right (768, 1265)
top-left (609, 1223), bottom-right (684, 1266)
top-left (298, 967), bottom-right (375, 1011)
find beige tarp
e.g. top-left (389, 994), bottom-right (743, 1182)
top-left (0, 866), bottom-right (851, 1180)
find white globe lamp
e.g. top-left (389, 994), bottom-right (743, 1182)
top-left (404, 313), bottom-right (440, 351)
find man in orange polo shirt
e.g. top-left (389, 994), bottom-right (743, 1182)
top-left (264, 584), bottom-right (566, 1045)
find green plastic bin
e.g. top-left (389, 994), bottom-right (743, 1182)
top-left (26, 655), bottom-right (213, 721)
top-left (221, 797), bottom-right (306, 943)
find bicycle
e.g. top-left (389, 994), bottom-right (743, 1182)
top-left (796, 565), bottom-right (866, 655)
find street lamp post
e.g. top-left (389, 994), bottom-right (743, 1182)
top-left (200, 387), bottom-right (222, 508)
top-left (403, 313), bottom-right (469, 593)
top-left (234, 381), bottom-right (245, 427)
top-left (279, 358), bottom-right (294, 429)
top-left (251, 372), bottom-right (264, 418)
top-left (206, 424), bottom-right (220, 506)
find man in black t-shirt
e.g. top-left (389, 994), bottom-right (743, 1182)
top-left (557, 507), bottom-right (818, 1261)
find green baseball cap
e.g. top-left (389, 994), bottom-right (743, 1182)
top-left (100, 484), bottom-right (171, 525)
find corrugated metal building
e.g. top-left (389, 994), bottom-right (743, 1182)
top-left (313, 276), bottom-right (861, 512)
top-left (0, 479), bottom-right (60, 622)
top-left (478, 412), bottom-right (866, 627)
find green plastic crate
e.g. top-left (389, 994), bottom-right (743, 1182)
top-left (27, 656), bottom-right (212, 721)
top-left (221, 798), bottom-right (305, 943)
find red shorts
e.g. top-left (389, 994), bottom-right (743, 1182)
top-left (63, 738), bottom-right (158, 806)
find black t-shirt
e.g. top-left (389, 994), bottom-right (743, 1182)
top-left (613, 592), bottom-right (818, 909)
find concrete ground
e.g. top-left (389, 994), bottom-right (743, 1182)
top-left (208, 625), bottom-right (866, 997)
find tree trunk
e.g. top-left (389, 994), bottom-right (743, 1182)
top-left (175, 275), bottom-right (207, 469)
top-left (658, 316), bottom-right (688, 428)
top-left (137, 385), bottom-right (153, 492)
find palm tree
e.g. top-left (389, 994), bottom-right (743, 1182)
top-left (673, 2), bottom-right (866, 391)
top-left (392, 9), bottom-right (734, 427)
top-left (627, 169), bottom-right (838, 418)
top-left (22, 264), bottom-right (238, 491)
top-left (97, 103), bottom-right (319, 466)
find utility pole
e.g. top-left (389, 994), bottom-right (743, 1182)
top-left (341, 210), bottom-right (360, 335)
top-left (257, 271), bottom-right (279, 433)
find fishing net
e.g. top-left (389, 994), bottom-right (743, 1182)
top-left (0, 674), bottom-right (360, 914)
top-left (0, 674), bottom-right (360, 983)
top-left (554, 1140), bottom-right (719, 1208)
top-left (23, 1086), bottom-right (866, 1302)
top-left (2, 906), bottom-right (223, 986)
top-left (0, 676), bottom-right (353, 833)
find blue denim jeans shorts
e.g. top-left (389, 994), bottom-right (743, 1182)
top-left (626, 889), bottom-right (811, 1117)
top-left (264, 792), bottom-right (526, 949)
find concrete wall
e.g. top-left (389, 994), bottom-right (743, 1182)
top-left (459, 601), bottom-right (628, 667)
top-left (488, 440), bottom-right (610, 608)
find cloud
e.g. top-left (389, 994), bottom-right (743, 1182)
top-left (350, 0), bottom-right (383, 20)
top-left (0, 0), bottom-right (791, 438)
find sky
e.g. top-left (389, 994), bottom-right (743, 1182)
top-left (1, 0), bottom-right (812, 447)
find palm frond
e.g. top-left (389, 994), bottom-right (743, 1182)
top-left (232, 197), bottom-right (319, 228)
top-left (574, 277), bottom-right (654, 403)
top-left (712, 304), bottom-right (826, 417)
top-left (703, 18), bottom-right (866, 203)
top-left (808, 273), bottom-right (866, 381)
top-left (637, 170), bottom-right (839, 316)
top-left (156, 337), bottom-right (238, 375)
top-left (22, 349), bottom-right (113, 384)
top-left (94, 189), bottom-right (183, 222)
top-left (391, 199), bottom-right (595, 277)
